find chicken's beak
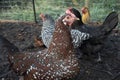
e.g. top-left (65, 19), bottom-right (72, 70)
top-left (62, 19), bottom-right (67, 25)
top-left (75, 18), bottom-right (80, 20)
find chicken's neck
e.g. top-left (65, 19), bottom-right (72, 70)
top-left (82, 12), bottom-right (90, 24)
top-left (71, 20), bottom-right (84, 29)
top-left (42, 20), bottom-right (55, 31)
top-left (41, 20), bottom-right (55, 48)
top-left (48, 19), bottom-right (74, 58)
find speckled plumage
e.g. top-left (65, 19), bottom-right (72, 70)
top-left (71, 29), bottom-right (89, 48)
top-left (9, 15), bottom-right (80, 80)
top-left (41, 14), bottom-right (55, 48)
top-left (40, 14), bottom-right (90, 48)
top-left (0, 35), bottom-right (19, 79)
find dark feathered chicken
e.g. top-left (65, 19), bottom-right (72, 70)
top-left (8, 15), bottom-right (80, 80)
top-left (0, 35), bottom-right (19, 79)
top-left (63, 8), bottom-right (118, 61)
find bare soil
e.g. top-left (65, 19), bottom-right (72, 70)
top-left (0, 20), bottom-right (120, 80)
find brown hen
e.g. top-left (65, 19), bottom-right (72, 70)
top-left (8, 15), bottom-right (80, 80)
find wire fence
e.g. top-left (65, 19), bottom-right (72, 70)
top-left (0, 0), bottom-right (81, 22)
top-left (0, 0), bottom-right (34, 21)
top-left (0, 0), bottom-right (120, 24)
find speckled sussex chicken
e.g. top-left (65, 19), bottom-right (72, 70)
top-left (64, 8), bottom-right (118, 61)
top-left (0, 35), bottom-right (19, 79)
top-left (40, 13), bottom-right (90, 49)
top-left (8, 15), bottom-right (80, 80)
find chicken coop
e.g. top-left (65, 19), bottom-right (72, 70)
top-left (0, 0), bottom-right (120, 80)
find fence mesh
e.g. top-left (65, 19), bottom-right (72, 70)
top-left (0, 0), bottom-right (33, 21)
top-left (0, 0), bottom-right (120, 23)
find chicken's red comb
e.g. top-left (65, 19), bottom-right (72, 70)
top-left (81, 6), bottom-right (88, 10)
top-left (67, 7), bottom-right (73, 11)
top-left (39, 13), bottom-right (44, 18)
top-left (81, 7), bottom-right (89, 14)
top-left (68, 7), bottom-right (72, 9)
top-left (39, 13), bottom-right (46, 21)
top-left (66, 7), bottom-right (73, 14)
top-left (66, 7), bottom-right (76, 18)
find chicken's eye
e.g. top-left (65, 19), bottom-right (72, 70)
top-left (66, 16), bottom-right (70, 19)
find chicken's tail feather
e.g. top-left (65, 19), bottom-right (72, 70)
top-left (103, 12), bottom-right (118, 25)
top-left (91, 12), bottom-right (118, 40)
top-left (103, 12), bottom-right (118, 32)
top-left (100, 12), bottom-right (118, 36)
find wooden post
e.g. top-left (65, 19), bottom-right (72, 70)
top-left (32, 0), bottom-right (37, 23)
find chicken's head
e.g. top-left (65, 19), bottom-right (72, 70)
top-left (40, 13), bottom-right (46, 21)
top-left (65, 7), bottom-right (82, 21)
top-left (40, 13), bottom-right (53, 21)
top-left (81, 7), bottom-right (89, 14)
top-left (62, 14), bottom-right (79, 26)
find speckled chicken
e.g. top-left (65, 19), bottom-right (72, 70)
top-left (8, 15), bottom-right (80, 80)
top-left (40, 13), bottom-right (90, 48)
top-left (0, 35), bottom-right (19, 79)
top-left (64, 8), bottom-right (118, 61)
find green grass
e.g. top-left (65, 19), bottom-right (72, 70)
top-left (0, 2), bottom-right (34, 21)
top-left (0, 0), bottom-right (120, 24)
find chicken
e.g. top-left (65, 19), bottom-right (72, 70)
top-left (0, 35), bottom-right (19, 79)
top-left (8, 15), bottom-right (80, 80)
top-left (40, 13), bottom-right (90, 49)
top-left (81, 6), bottom-right (102, 26)
top-left (40, 13), bottom-right (90, 58)
top-left (64, 8), bottom-right (118, 61)
top-left (81, 6), bottom-right (90, 24)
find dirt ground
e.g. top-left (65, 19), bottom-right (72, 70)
top-left (0, 20), bottom-right (120, 80)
